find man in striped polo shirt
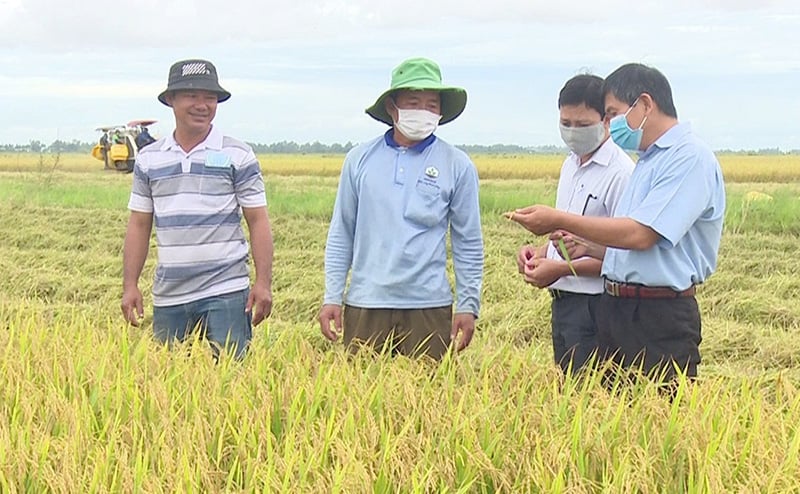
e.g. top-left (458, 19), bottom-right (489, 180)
top-left (121, 59), bottom-right (274, 359)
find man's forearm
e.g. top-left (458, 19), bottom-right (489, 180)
top-left (247, 211), bottom-right (274, 288)
top-left (545, 257), bottom-right (603, 280)
top-left (323, 220), bottom-right (354, 305)
top-left (559, 213), bottom-right (659, 251)
top-left (452, 237), bottom-right (484, 317)
top-left (572, 257), bottom-right (603, 277)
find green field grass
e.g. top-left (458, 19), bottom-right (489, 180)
top-left (1, 155), bottom-right (799, 491)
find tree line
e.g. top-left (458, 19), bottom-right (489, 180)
top-left (0, 139), bottom-right (554, 155)
top-left (0, 140), bottom-right (797, 155)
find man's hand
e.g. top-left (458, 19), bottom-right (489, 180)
top-left (121, 211), bottom-right (152, 327)
top-left (508, 205), bottom-right (561, 236)
top-left (246, 283), bottom-right (273, 325)
top-left (550, 230), bottom-right (604, 260)
top-left (516, 245), bottom-right (536, 274)
top-left (523, 257), bottom-right (565, 288)
top-left (451, 313), bottom-right (476, 352)
top-left (121, 286), bottom-right (144, 326)
top-left (319, 304), bottom-right (343, 341)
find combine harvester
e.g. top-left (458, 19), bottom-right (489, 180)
top-left (91, 120), bottom-right (157, 173)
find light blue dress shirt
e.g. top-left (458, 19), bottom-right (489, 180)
top-left (324, 131), bottom-right (484, 316)
top-left (602, 123), bottom-right (726, 291)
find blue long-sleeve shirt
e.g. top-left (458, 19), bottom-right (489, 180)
top-left (323, 131), bottom-right (484, 316)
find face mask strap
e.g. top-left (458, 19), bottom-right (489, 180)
top-left (623, 96), bottom-right (641, 117)
top-left (623, 95), bottom-right (648, 130)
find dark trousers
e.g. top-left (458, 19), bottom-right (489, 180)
top-left (343, 305), bottom-right (453, 360)
top-left (550, 292), bottom-right (601, 375)
top-left (595, 294), bottom-right (702, 380)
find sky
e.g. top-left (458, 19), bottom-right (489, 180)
top-left (1, 0), bottom-right (798, 150)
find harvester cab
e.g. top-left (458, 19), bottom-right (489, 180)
top-left (91, 120), bottom-right (158, 172)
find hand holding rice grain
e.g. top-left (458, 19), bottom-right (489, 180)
top-left (501, 205), bottom-right (559, 235)
top-left (506, 214), bottom-right (578, 275)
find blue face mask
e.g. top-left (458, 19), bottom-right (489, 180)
top-left (609, 98), bottom-right (648, 151)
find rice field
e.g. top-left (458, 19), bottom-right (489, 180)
top-left (0, 152), bottom-right (799, 492)
top-left (2, 151), bottom-right (800, 182)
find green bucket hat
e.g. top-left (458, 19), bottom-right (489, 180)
top-left (365, 57), bottom-right (467, 126)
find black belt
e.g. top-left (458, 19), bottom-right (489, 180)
top-left (549, 289), bottom-right (599, 299)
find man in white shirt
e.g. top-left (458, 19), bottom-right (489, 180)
top-left (516, 74), bottom-right (634, 375)
top-left (511, 64), bottom-right (726, 384)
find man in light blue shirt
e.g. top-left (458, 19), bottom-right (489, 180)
top-left (510, 63), bottom-right (725, 381)
top-left (319, 57), bottom-right (484, 360)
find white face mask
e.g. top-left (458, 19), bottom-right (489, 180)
top-left (559, 122), bottom-right (606, 156)
top-left (393, 107), bottom-right (442, 142)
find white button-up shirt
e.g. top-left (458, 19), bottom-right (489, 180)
top-left (547, 137), bottom-right (635, 294)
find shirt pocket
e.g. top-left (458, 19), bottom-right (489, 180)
top-left (199, 165), bottom-right (234, 197)
top-left (403, 181), bottom-right (446, 227)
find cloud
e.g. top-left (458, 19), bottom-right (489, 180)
top-left (0, 75), bottom-right (157, 98)
top-left (1, 0), bottom-right (798, 149)
top-left (3, 0), bottom-right (797, 50)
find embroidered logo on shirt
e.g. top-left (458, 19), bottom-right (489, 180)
top-left (425, 166), bottom-right (439, 178)
top-left (205, 151), bottom-right (232, 168)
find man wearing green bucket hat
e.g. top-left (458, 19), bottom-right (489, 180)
top-left (319, 57), bottom-right (484, 360)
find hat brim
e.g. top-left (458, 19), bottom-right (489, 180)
top-left (158, 82), bottom-right (231, 106)
top-left (365, 86), bottom-right (467, 126)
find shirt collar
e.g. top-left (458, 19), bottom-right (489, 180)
top-left (569, 136), bottom-right (615, 167)
top-left (641, 122), bottom-right (691, 158)
top-left (160, 125), bottom-right (223, 153)
top-left (383, 128), bottom-right (437, 152)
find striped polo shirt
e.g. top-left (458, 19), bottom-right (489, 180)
top-left (128, 126), bottom-right (267, 307)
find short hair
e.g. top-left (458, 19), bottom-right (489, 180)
top-left (558, 74), bottom-right (605, 119)
top-left (603, 63), bottom-right (678, 118)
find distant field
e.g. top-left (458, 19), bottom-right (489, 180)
top-left (1, 153), bottom-right (799, 491)
top-left (1, 151), bottom-right (799, 182)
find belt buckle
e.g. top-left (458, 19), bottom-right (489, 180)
top-left (607, 281), bottom-right (620, 297)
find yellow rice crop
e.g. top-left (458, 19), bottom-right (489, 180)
top-left (1, 152), bottom-right (798, 183)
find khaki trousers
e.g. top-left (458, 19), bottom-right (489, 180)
top-left (343, 305), bottom-right (452, 360)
